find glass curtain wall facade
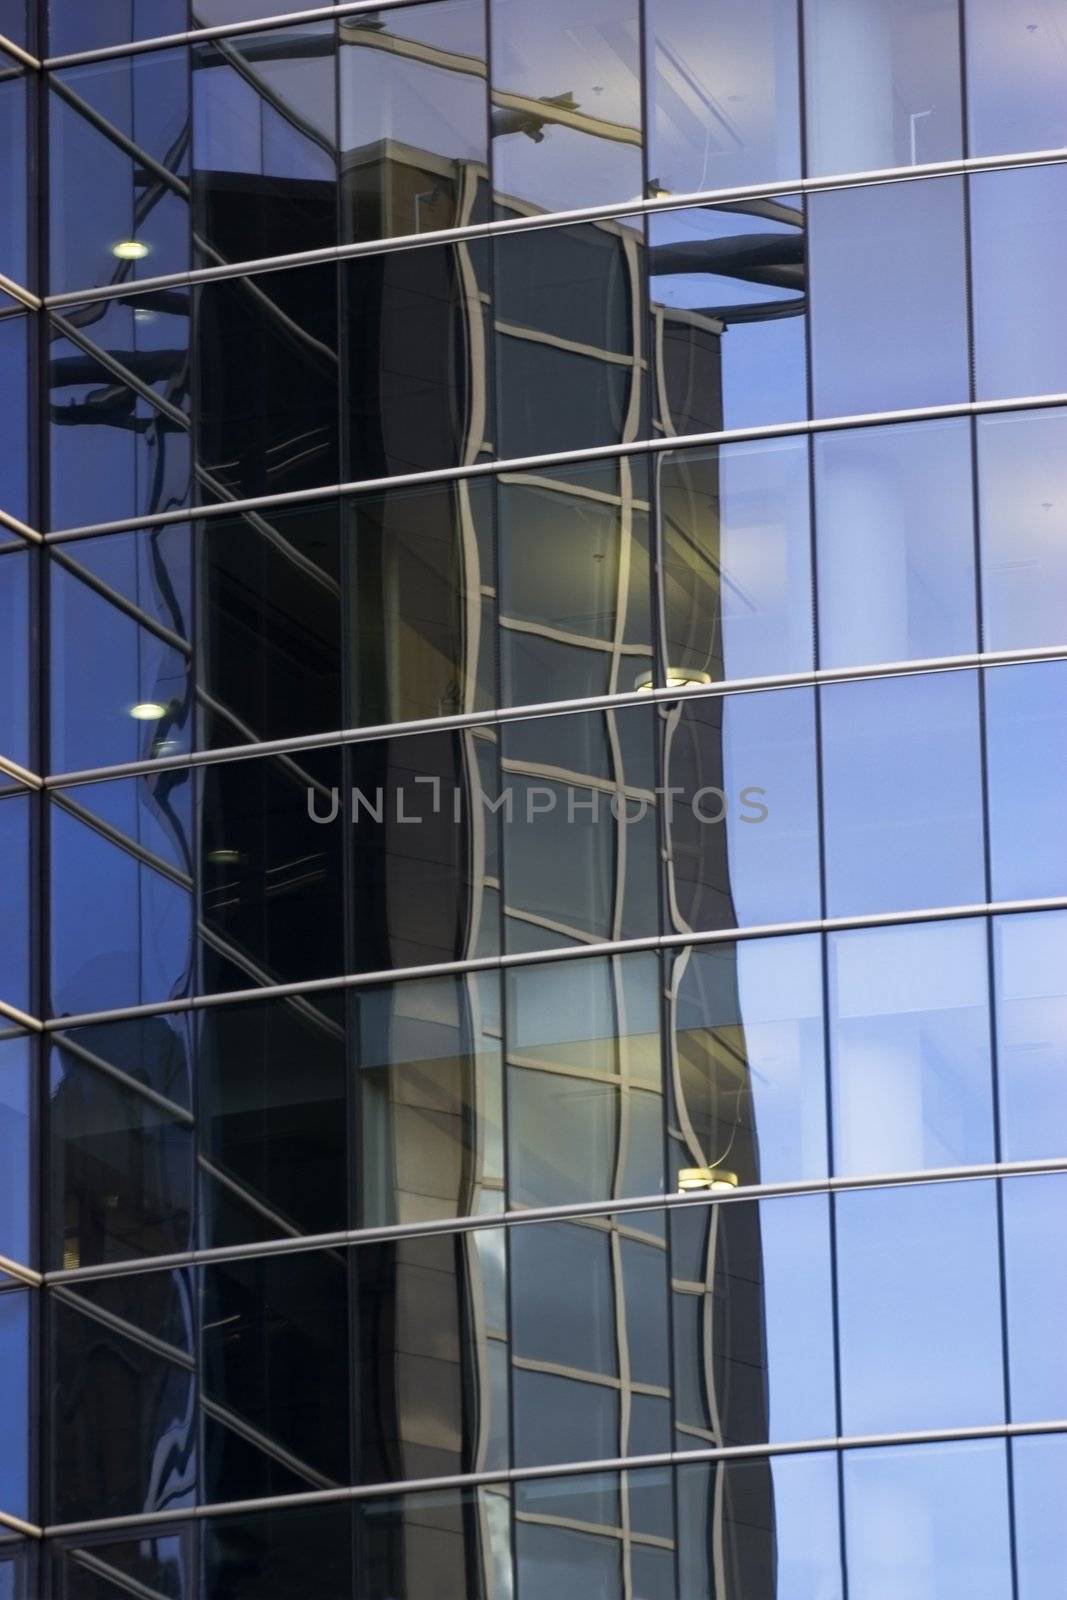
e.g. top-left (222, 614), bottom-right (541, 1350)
top-left (2, 0), bottom-right (1067, 1594)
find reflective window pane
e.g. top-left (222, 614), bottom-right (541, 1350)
top-left (516, 1468), bottom-right (673, 1597)
top-left (659, 435), bottom-right (813, 685)
top-left (0, 1292), bottom-right (28, 1521)
top-left (490, 0), bottom-right (642, 216)
top-left (986, 661), bottom-right (1067, 901)
top-left (202, 1503), bottom-right (350, 1600)
top-left (1002, 1173), bottom-right (1067, 1423)
top-left (1013, 1434), bottom-right (1067, 1600)
top-left (994, 911), bottom-right (1067, 1162)
top-left (646, 0), bottom-right (800, 195)
top-left (809, 176), bottom-right (969, 415)
top-left (966, 0), bottom-right (1067, 158)
top-left (979, 409), bottom-right (1067, 653)
top-left (0, 793), bottom-right (31, 1013)
top-left (49, 1530), bottom-right (191, 1600)
top-left (356, 1483), bottom-right (511, 1600)
top-left (815, 418), bottom-right (977, 668)
top-left (0, 317), bottom-right (28, 524)
top-left (971, 164), bottom-right (1067, 404)
top-left (0, 549), bottom-right (29, 772)
top-left (821, 671), bottom-right (985, 918)
top-left (0, 76), bottom-right (26, 288)
top-left (829, 920), bottom-right (994, 1176)
top-left (0, 1037), bottom-right (30, 1265)
top-left (804, 0), bottom-right (962, 175)
top-left (47, 2), bottom-right (186, 56)
top-left (836, 1180), bottom-right (1004, 1434)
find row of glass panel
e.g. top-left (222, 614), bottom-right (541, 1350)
top-left (2, 1174), bottom-right (1066, 1527)
top-left (4, 662), bottom-right (1067, 1014)
top-left (7, 0), bottom-right (1066, 296)
top-left (4, 909), bottom-right (1065, 1273)
top-left (5, 405), bottom-right (1067, 772)
top-left (3, 1431), bottom-right (1065, 1599)
top-left (9, 162), bottom-right (1067, 535)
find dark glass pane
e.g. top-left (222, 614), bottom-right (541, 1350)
top-left (662, 687), bottom-right (821, 933)
top-left (669, 935), bottom-right (826, 1190)
top-left (843, 1439), bottom-right (1012, 1600)
top-left (1002, 1173), bottom-right (1067, 1423)
top-left (815, 417), bottom-right (977, 667)
top-left (48, 292), bottom-right (192, 533)
top-left (197, 266), bottom-right (339, 502)
top-left (494, 219), bottom-right (644, 460)
top-left (48, 2), bottom-right (186, 56)
top-left (650, 198), bottom-right (806, 433)
top-left (0, 318), bottom-right (28, 523)
top-left (49, 52), bottom-right (190, 295)
top-left (0, 1), bottom-right (26, 49)
top-left (646, 0), bottom-right (800, 195)
top-left (345, 241), bottom-right (490, 480)
top-left (202, 1504), bottom-right (350, 1600)
top-left (994, 911), bottom-right (1067, 1162)
top-left (50, 527), bottom-right (193, 772)
top-left (353, 1231), bottom-right (508, 1483)
top-left (671, 1193), bottom-right (836, 1446)
top-left (0, 550), bottom-right (29, 771)
top-left (499, 456), bottom-right (652, 705)
top-left (0, 76), bottom-right (26, 287)
top-left (193, 23), bottom-right (337, 267)
top-left (835, 1180), bottom-right (1004, 1434)
top-left (491, 0), bottom-right (642, 216)
top-left (986, 661), bottom-right (1067, 901)
top-left (809, 176), bottom-right (969, 415)
top-left (966, 0), bottom-right (1067, 157)
top-left (50, 770), bottom-right (194, 1015)
top-left (50, 1013), bottom-right (194, 1269)
top-left (356, 1483), bottom-right (511, 1600)
top-left (0, 1292), bottom-right (28, 1521)
top-left (820, 671), bottom-right (985, 917)
top-left (979, 408), bottom-right (1067, 652)
top-left (347, 477), bottom-right (495, 727)
top-left (972, 164), bottom-right (1067, 404)
top-left (516, 1468), bottom-right (673, 1596)
top-left (0, 1037), bottom-right (30, 1265)
top-left (829, 919), bottom-right (994, 1176)
top-left (340, 0), bottom-right (488, 245)
top-left (805, 0), bottom-right (962, 174)
top-left (0, 793), bottom-right (30, 1013)
top-left (502, 704), bottom-right (659, 950)
top-left (1013, 1434), bottom-right (1067, 1600)
top-left (659, 435), bottom-right (813, 684)
top-left (355, 971), bottom-right (503, 1227)
top-left (49, 1268), bottom-right (196, 1522)
top-left (49, 1530), bottom-right (191, 1600)
top-left (199, 989), bottom-right (346, 1249)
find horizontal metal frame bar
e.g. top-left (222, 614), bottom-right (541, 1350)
top-left (0, 271), bottom-right (41, 311)
top-left (0, 34), bottom-right (39, 69)
top-left (35, 1417), bottom-right (1067, 1541)
top-left (42, 389), bottom-right (1067, 544)
top-left (38, 148), bottom-right (1067, 311)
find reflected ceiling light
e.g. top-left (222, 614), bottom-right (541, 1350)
top-left (129, 701), bottom-right (167, 721)
top-left (677, 1167), bottom-right (739, 1194)
top-left (635, 669), bottom-right (712, 693)
top-left (112, 239), bottom-right (149, 260)
top-left (207, 848), bottom-right (243, 865)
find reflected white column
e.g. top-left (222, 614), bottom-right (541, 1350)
top-left (806, 0), bottom-right (894, 174)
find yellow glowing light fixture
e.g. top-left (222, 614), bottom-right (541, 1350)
top-left (677, 1167), bottom-right (740, 1194)
top-left (112, 239), bottom-right (150, 260)
top-left (129, 701), bottom-right (167, 721)
top-left (636, 669), bottom-right (712, 693)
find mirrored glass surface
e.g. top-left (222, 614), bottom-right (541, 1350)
top-left (47, 2), bottom-right (186, 56)
top-left (356, 1482), bottom-right (511, 1600)
top-left (202, 1503), bottom-right (350, 1600)
top-left (804, 0), bottom-right (962, 175)
top-left (658, 435), bottom-right (813, 685)
top-left (986, 661), bottom-right (1067, 901)
top-left (979, 409), bottom-right (1067, 653)
top-left (0, 549), bottom-right (29, 772)
top-left (516, 1467), bottom-right (673, 1595)
top-left (994, 911), bottom-right (1067, 1162)
top-left (809, 176), bottom-right (969, 415)
top-left (49, 51), bottom-right (190, 295)
top-left (646, 0), bottom-right (800, 196)
top-left (844, 1439), bottom-right (1012, 1600)
top-left (1001, 1173), bottom-right (1067, 1424)
top-left (0, 76), bottom-right (26, 289)
top-left (48, 1530), bottom-right (191, 1600)
top-left (662, 687), bottom-right (821, 933)
top-left (0, 0), bottom-right (26, 49)
top-left (820, 671), bottom-right (985, 918)
top-left (1013, 1433), bottom-right (1067, 1600)
top-left (0, 793), bottom-right (31, 1013)
top-left (0, 1036), bottom-right (30, 1266)
top-left (0, 316), bottom-right (28, 524)
top-left (490, 0), bottom-right (642, 216)
top-left (0, 1292), bottom-right (28, 1522)
top-left (835, 1180), bottom-right (1004, 1434)
top-left (340, 0), bottom-right (488, 245)
top-left (965, 0), bottom-right (1067, 158)
top-left (650, 198), bottom-right (806, 433)
top-left (815, 417), bottom-right (977, 667)
top-left (829, 919), bottom-right (994, 1176)
top-left (971, 164), bottom-right (1067, 404)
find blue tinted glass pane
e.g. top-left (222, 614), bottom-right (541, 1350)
top-left (836, 1180), bottom-right (1004, 1433)
top-left (979, 408), bottom-right (1067, 651)
top-left (48, 2), bottom-right (186, 55)
top-left (757, 1194), bottom-right (837, 1442)
top-left (995, 912), bottom-right (1067, 1161)
top-left (965, 0), bottom-right (1067, 158)
top-left (972, 165), bottom-right (1067, 403)
top-left (0, 77), bottom-right (26, 289)
top-left (809, 177), bottom-right (969, 415)
top-left (1002, 1173), bottom-right (1067, 1423)
top-left (646, 0), bottom-right (800, 193)
top-left (815, 418), bottom-right (977, 667)
top-left (0, 794), bottom-right (30, 1012)
top-left (821, 671), bottom-right (985, 918)
top-left (0, 1292), bottom-right (28, 1519)
top-left (829, 919), bottom-right (993, 1176)
top-left (0, 1038), bottom-right (30, 1264)
top-left (0, 551), bottom-right (29, 771)
top-left (1013, 1434), bottom-right (1067, 1600)
top-left (844, 1440), bottom-right (1012, 1600)
top-left (0, 1), bottom-right (26, 47)
top-left (0, 317), bottom-right (27, 525)
top-left (986, 661), bottom-right (1067, 901)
